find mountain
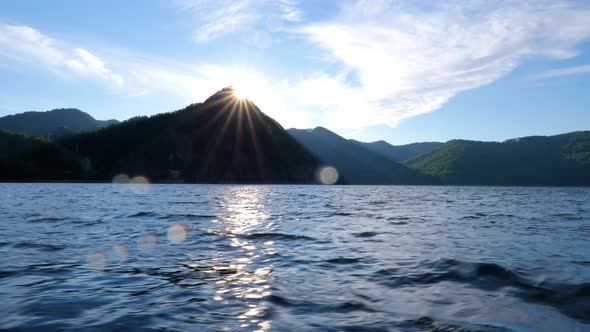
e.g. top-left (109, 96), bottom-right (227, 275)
top-left (0, 108), bottom-right (119, 138)
top-left (351, 140), bottom-right (443, 162)
top-left (60, 88), bottom-right (318, 183)
top-left (406, 131), bottom-right (590, 186)
top-left (1, 89), bottom-right (588, 186)
top-left (0, 130), bottom-right (83, 180)
top-left (287, 127), bottom-right (434, 184)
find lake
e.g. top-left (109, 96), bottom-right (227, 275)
top-left (0, 184), bottom-right (589, 331)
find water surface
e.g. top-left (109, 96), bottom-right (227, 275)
top-left (0, 184), bottom-right (589, 331)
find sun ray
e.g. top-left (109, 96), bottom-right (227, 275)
top-left (199, 96), bottom-right (240, 179)
top-left (244, 104), bottom-right (265, 180)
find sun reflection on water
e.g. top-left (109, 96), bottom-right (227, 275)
top-left (85, 186), bottom-right (276, 330)
top-left (215, 187), bottom-right (274, 331)
top-left (178, 187), bottom-right (274, 330)
top-left (219, 187), bottom-right (272, 235)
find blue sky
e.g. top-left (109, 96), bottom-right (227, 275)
top-left (1, 0), bottom-right (589, 144)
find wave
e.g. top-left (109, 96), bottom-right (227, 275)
top-left (323, 257), bottom-right (364, 265)
top-left (0, 270), bottom-right (18, 279)
top-left (573, 261), bottom-right (590, 267)
top-left (267, 295), bottom-right (376, 313)
top-left (389, 221), bottom-right (409, 225)
top-left (491, 213), bottom-right (516, 218)
top-left (168, 200), bottom-right (209, 205)
top-left (371, 259), bottom-right (590, 323)
top-left (26, 217), bottom-right (64, 223)
top-left (127, 211), bottom-right (159, 218)
top-left (241, 232), bottom-right (316, 241)
top-left (158, 213), bottom-right (217, 220)
top-left (410, 316), bottom-right (514, 332)
top-left (353, 231), bottom-right (379, 238)
top-left (127, 212), bottom-right (218, 220)
top-left (13, 242), bottom-right (64, 252)
top-left (461, 213), bottom-right (519, 220)
top-left (327, 212), bottom-right (353, 217)
top-left (387, 216), bottom-right (411, 220)
top-left (460, 215), bottom-right (481, 220)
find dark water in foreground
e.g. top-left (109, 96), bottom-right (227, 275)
top-left (0, 184), bottom-right (589, 331)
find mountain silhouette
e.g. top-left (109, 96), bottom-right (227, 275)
top-left (287, 127), bottom-right (434, 184)
top-left (407, 131), bottom-right (590, 185)
top-left (0, 89), bottom-right (588, 185)
top-left (0, 108), bottom-right (118, 138)
top-left (61, 88), bottom-right (319, 183)
top-left (350, 140), bottom-right (443, 162)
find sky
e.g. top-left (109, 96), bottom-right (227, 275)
top-left (1, 0), bottom-right (590, 144)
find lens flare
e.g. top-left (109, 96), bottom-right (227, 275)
top-left (138, 232), bottom-right (157, 252)
top-left (318, 166), bottom-right (339, 185)
top-left (130, 176), bottom-right (150, 194)
top-left (167, 224), bottom-right (187, 244)
top-left (112, 174), bottom-right (130, 191)
top-left (87, 251), bottom-right (108, 270)
top-left (113, 244), bottom-right (129, 261)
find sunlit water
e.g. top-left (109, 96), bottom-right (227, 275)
top-left (1, 184), bottom-right (589, 331)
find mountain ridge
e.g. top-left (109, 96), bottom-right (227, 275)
top-left (0, 108), bottom-right (119, 138)
top-left (287, 126), bottom-right (435, 185)
top-left (60, 88), bottom-right (319, 183)
top-left (0, 90), bottom-right (588, 185)
top-left (350, 139), bottom-right (443, 162)
top-left (406, 131), bottom-right (590, 186)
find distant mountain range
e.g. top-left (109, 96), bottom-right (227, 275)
top-left (406, 133), bottom-right (590, 186)
top-left (287, 127), bottom-right (433, 184)
top-left (0, 89), bottom-right (588, 185)
top-left (0, 108), bottom-right (118, 138)
top-left (350, 140), bottom-right (443, 162)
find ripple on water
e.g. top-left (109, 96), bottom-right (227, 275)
top-left (352, 231), bottom-right (380, 238)
top-left (0, 184), bottom-right (589, 331)
top-left (13, 242), bottom-right (65, 252)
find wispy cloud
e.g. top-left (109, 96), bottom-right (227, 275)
top-left (279, 0), bottom-right (303, 22)
top-left (0, 23), bottom-right (124, 88)
top-left (177, 0), bottom-right (258, 43)
top-left (532, 64), bottom-right (590, 79)
top-left (293, 0), bottom-right (590, 128)
top-left (175, 0), bottom-right (303, 43)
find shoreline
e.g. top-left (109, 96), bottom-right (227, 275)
top-left (0, 180), bottom-right (588, 188)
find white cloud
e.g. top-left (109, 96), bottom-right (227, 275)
top-left (0, 22), bottom-right (279, 113)
top-left (532, 64), bottom-right (590, 79)
top-left (293, 0), bottom-right (590, 128)
top-left (0, 23), bottom-right (124, 88)
top-left (0, 23), bottom-right (246, 110)
top-left (66, 48), bottom-right (124, 87)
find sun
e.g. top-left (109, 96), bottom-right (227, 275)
top-left (229, 69), bottom-right (266, 102)
top-left (231, 80), bottom-right (258, 102)
top-left (232, 85), bottom-right (248, 100)
top-left (224, 69), bottom-right (280, 117)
